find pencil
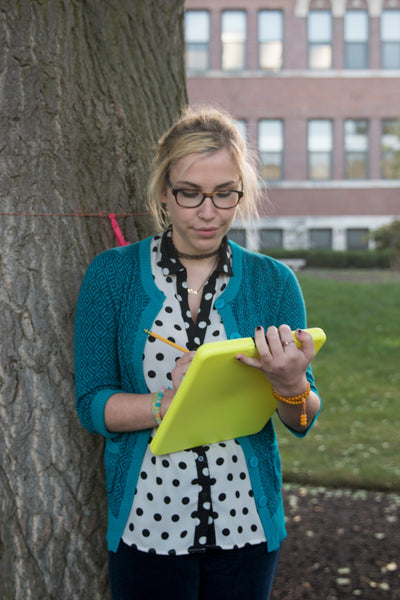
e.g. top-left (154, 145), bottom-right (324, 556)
top-left (144, 329), bottom-right (189, 353)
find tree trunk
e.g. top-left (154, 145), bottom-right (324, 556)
top-left (0, 1), bottom-right (187, 598)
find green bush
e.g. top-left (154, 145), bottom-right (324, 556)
top-left (370, 219), bottom-right (400, 250)
top-left (261, 248), bottom-right (395, 269)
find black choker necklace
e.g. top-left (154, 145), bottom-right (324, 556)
top-left (175, 247), bottom-right (221, 261)
top-left (167, 227), bottom-right (222, 260)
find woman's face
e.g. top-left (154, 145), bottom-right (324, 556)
top-left (162, 148), bottom-right (241, 256)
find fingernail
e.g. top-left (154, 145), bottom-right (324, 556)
top-left (256, 326), bottom-right (262, 331)
top-left (297, 328), bottom-right (303, 335)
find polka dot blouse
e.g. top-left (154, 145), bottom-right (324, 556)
top-left (122, 230), bottom-right (266, 555)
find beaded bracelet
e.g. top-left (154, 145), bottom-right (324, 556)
top-left (151, 387), bottom-right (167, 426)
top-left (271, 381), bottom-right (311, 427)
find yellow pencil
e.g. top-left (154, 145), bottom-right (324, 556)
top-left (144, 329), bottom-right (189, 353)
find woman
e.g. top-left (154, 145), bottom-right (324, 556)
top-left (74, 106), bottom-right (321, 599)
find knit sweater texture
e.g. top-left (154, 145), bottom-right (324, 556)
top-left (74, 237), bottom-right (320, 553)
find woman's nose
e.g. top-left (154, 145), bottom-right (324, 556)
top-left (198, 196), bottom-right (217, 218)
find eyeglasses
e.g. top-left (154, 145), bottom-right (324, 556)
top-left (165, 176), bottom-right (243, 210)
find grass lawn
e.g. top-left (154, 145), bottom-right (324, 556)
top-left (273, 269), bottom-right (400, 492)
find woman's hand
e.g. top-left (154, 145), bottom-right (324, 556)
top-left (171, 351), bottom-right (196, 390)
top-left (105, 350), bottom-right (196, 431)
top-left (161, 351), bottom-right (196, 417)
top-left (236, 325), bottom-right (315, 397)
top-left (236, 325), bottom-right (320, 432)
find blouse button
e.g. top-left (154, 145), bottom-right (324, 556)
top-left (249, 456), bottom-right (259, 468)
top-left (214, 298), bottom-right (225, 309)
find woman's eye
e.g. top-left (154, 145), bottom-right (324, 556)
top-left (215, 190), bottom-right (233, 199)
top-left (180, 189), bottom-right (200, 199)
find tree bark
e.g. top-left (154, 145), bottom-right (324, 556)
top-left (0, 1), bottom-right (187, 598)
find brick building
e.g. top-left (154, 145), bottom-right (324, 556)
top-left (184, 0), bottom-right (400, 251)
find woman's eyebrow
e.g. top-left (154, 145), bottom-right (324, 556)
top-left (174, 180), bottom-right (201, 189)
top-left (175, 179), bottom-right (238, 189)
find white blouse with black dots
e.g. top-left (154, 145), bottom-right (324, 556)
top-left (121, 231), bottom-right (266, 556)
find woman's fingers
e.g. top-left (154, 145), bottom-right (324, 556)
top-left (171, 351), bottom-right (196, 390)
top-left (294, 328), bottom-right (316, 361)
top-left (236, 325), bottom-right (315, 391)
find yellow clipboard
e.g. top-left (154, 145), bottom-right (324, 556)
top-left (150, 328), bottom-right (326, 455)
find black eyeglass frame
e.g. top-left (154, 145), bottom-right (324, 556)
top-left (165, 175), bottom-right (243, 210)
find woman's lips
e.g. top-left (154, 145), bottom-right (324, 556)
top-left (195, 228), bottom-right (218, 238)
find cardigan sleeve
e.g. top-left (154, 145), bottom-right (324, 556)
top-left (74, 251), bottom-right (124, 439)
top-left (274, 263), bottom-right (322, 437)
top-left (275, 264), bottom-right (307, 330)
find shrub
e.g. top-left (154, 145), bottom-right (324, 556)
top-left (262, 248), bottom-right (395, 269)
top-left (372, 220), bottom-right (400, 250)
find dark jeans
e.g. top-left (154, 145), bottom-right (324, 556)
top-left (108, 541), bottom-right (281, 600)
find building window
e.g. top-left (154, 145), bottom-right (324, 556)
top-left (234, 119), bottom-right (247, 143)
top-left (228, 228), bottom-right (246, 247)
top-left (381, 10), bottom-right (400, 69)
top-left (344, 120), bottom-right (369, 179)
top-left (258, 10), bottom-right (283, 71)
top-left (344, 10), bottom-right (368, 69)
top-left (260, 229), bottom-right (283, 249)
top-left (308, 10), bottom-right (332, 69)
top-left (185, 11), bottom-right (210, 72)
top-left (221, 11), bottom-right (246, 71)
top-left (308, 120), bottom-right (332, 180)
top-left (259, 120), bottom-right (283, 181)
top-left (347, 228), bottom-right (369, 250)
top-left (309, 229), bottom-right (332, 249)
top-left (381, 119), bottom-right (400, 179)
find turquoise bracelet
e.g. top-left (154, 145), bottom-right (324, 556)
top-left (151, 387), bottom-right (167, 426)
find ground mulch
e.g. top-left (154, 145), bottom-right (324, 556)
top-left (271, 485), bottom-right (400, 600)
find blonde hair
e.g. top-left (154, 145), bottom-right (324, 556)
top-left (147, 105), bottom-right (263, 231)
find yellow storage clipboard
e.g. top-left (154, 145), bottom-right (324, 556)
top-left (150, 327), bottom-right (326, 456)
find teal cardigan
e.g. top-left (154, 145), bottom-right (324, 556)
top-left (74, 237), bottom-right (320, 553)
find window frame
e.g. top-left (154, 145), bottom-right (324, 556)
top-left (184, 10), bottom-right (211, 72)
top-left (260, 228), bottom-right (283, 250)
top-left (234, 119), bottom-right (247, 143)
top-left (307, 119), bottom-right (333, 181)
top-left (344, 10), bottom-right (369, 69)
top-left (346, 228), bottom-right (369, 250)
top-left (258, 10), bottom-right (283, 71)
top-left (381, 118), bottom-right (400, 179)
top-left (258, 119), bottom-right (284, 181)
top-left (344, 119), bottom-right (369, 180)
top-left (228, 228), bottom-right (246, 247)
top-left (309, 228), bottom-right (333, 250)
top-left (308, 10), bottom-right (333, 70)
top-left (221, 10), bottom-right (247, 72)
top-left (381, 10), bottom-right (400, 69)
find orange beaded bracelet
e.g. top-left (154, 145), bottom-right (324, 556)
top-left (272, 381), bottom-right (311, 427)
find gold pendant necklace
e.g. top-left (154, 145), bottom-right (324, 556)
top-left (187, 263), bottom-right (217, 295)
top-left (187, 284), bottom-right (205, 295)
